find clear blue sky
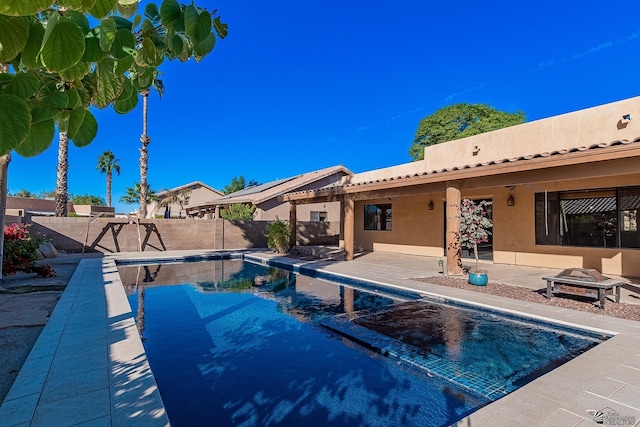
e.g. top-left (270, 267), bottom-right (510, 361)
top-left (9, 0), bottom-right (640, 213)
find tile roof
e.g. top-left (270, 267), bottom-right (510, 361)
top-left (344, 138), bottom-right (640, 189)
top-left (284, 137), bottom-right (640, 199)
top-left (189, 165), bottom-right (352, 209)
top-left (156, 181), bottom-right (222, 197)
top-left (215, 177), bottom-right (296, 202)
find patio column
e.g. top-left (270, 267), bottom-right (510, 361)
top-left (214, 204), bottom-right (220, 219)
top-left (446, 183), bottom-right (463, 275)
top-left (289, 202), bottom-right (297, 248)
top-left (344, 196), bottom-right (355, 260)
top-left (343, 287), bottom-right (354, 313)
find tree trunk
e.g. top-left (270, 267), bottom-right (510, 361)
top-left (0, 152), bottom-right (12, 286)
top-left (55, 131), bottom-right (69, 217)
top-left (135, 265), bottom-right (146, 334)
top-left (106, 171), bottom-right (112, 207)
top-left (474, 241), bottom-right (479, 270)
top-left (139, 89), bottom-right (150, 218)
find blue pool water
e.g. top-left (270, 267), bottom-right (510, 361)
top-left (120, 259), bottom-right (606, 427)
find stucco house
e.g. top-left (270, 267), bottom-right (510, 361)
top-left (186, 165), bottom-right (352, 222)
top-left (284, 96), bottom-right (640, 277)
top-left (147, 181), bottom-right (223, 219)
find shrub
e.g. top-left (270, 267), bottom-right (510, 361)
top-left (267, 218), bottom-right (292, 253)
top-left (3, 223), bottom-right (56, 277)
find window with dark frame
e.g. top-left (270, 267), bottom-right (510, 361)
top-left (535, 187), bottom-right (640, 249)
top-left (310, 211), bottom-right (328, 222)
top-left (364, 204), bottom-right (392, 230)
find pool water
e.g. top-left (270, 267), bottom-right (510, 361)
top-left (119, 259), bottom-right (605, 427)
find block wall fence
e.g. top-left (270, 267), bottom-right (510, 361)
top-left (27, 217), bottom-right (340, 254)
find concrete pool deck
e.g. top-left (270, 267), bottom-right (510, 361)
top-left (1, 250), bottom-right (639, 426)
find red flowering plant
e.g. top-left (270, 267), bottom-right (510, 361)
top-left (3, 223), bottom-right (56, 277)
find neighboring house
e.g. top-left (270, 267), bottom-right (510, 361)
top-left (285, 96), bottom-right (640, 277)
top-left (185, 165), bottom-right (352, 222)
top-left (5, 197), bottom-right (114, 221)
top-left (147, 181), bottom-right (223, 219)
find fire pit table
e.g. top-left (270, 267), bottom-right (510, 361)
top-left (543, 268), bottom-right (625, 309)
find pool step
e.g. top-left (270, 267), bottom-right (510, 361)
top-left (321, 315), bottom-right (513, 401)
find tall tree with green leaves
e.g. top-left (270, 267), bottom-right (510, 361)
top-left (0, 0), bottom-right (228, 279)
top-left (222, 176), bottom-right (260, 195)
top-left (409, 104), bottom-right (525, 161)
top-left (96, 150), bottom-right (120, 207)
top-left (222, 176), bottom-right (246, 195)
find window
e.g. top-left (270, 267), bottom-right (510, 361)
top-left (620, 187), bottom-right (640, 248)
top-left (310, 211), bottom-right (328, 222)
top-left (559, 190), bottom-right (617, 247)
top-left (364, 204), bottom-right (392, 230)
top-left (535, 187), bottom-right (640, 248)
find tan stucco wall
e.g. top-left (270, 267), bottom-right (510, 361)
top-left (491, 175), bottom-right (640, 277)
top-left (73, 205), bottom-right (115, 217)
top-left (352, 174), bottom-right (640, 277)
top-left (344, 97), bottom-right (640, 276)
top-left (346, 96), bottom-right (640, 186)
top-left (353, 195), bottom-right (443, 254)
top-left (255, 201), bottom-right (342, 223)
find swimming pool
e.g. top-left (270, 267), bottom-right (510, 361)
top-left (119, 258), bottom-right (606, 426)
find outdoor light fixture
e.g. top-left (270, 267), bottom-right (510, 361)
top-left (507, 194), bottom-right (515, 206)
top-left (428, 200), bottom-right (434, 210)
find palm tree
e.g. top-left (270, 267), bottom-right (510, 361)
top-left (55, 131), bottom-right (68, 217)
top-left (96, 150), bottom-right (121, 207)
top-left (120, 182), bottom-right (157, 207)
top-left (138, 79), bottom-right (164, 218)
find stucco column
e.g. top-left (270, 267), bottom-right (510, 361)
top-left (344, 196), bottom-right (355, 260)
top-left (214, 205), bottom-right (220, 219)
top-left (289, 202), bottom-right (297, 248)
top-left (446, 183), bottom-right (463, 275)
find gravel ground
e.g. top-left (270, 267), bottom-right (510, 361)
top-left (413, 276), bottom-right (640, 322)
top-left (0, 326), bottom-right (44, 401)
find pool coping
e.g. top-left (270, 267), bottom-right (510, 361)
top-left (1, 249), bottom-right (638, 426)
